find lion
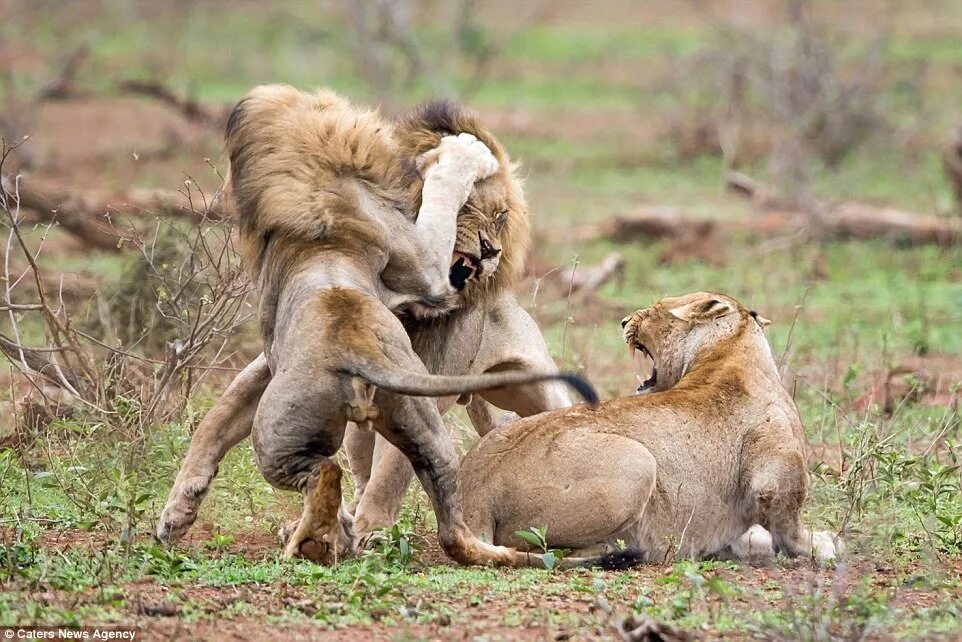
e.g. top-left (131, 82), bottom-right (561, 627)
top-left (157, 85), bottom-right (594, 567)
top-left (157, 96), bottom-right (578, 551)
top-left (458, 292), bottom-right (842, 565)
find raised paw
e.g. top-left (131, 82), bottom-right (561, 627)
top-left (416, 132), bottom-right (499, 182)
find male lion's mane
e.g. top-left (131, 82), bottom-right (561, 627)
top-left (222, 86), bottom-right (529, 343)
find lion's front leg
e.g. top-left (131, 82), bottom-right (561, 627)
top-left (473, 294), bottom-right (573, 416)
top-left (408, 134), bottom-right (499, 299)
top-left (156, 353), bottom-right (270, 542)
top-left (351, 437), bottom-right (415, 538)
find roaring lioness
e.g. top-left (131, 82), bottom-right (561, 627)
top-left (459, 292), bottom-right (842, 563)
top-left (158, 97), bottom-right (575, 550)
top-left (163, 85), bottom-right (595, 567)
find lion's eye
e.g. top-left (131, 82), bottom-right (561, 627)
top-left (494, 210), bottom-right (508, 231)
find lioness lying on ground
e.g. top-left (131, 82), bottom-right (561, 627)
top-left (158, 96), bottom-right (577, 554)
top-left (215, 85), bottom-right (595, 566)
top-left (459, 292), bottom-right (842, 564)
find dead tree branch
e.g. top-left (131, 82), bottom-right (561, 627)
top-left (1, 142), bottom-right (251, 432)
top-left (117, 80), bottom-right (230, 130)
top-left (1, 175), bottom-right (228, 250)
top-left (36, 44), bottom-right (91, 101)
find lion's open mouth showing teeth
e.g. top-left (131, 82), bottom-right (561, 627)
top-left (628, 343), bottom-right (657, 394)
top-left (449, 252), bottom-right (480, 291)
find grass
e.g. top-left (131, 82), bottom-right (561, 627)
top-left (2, 0), bottom-right (962, 639)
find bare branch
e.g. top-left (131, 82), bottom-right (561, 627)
top-left (117, 79), bottom-right (230, 130)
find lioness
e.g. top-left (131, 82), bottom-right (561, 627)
top-left (459, 292), bottom-right (842, 563)
top-left (184, 85), bottom-right (594, 567)
top-left (158, 97), bottom-right (575, 551)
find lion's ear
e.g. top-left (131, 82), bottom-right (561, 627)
top-left (669, 298), bottom-right (735, 323)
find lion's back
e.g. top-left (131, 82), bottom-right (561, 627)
top-left (224, 84), bottom-right (412, 273)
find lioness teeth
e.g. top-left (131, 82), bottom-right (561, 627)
top-left (628, 344), bottom-right (657, 394)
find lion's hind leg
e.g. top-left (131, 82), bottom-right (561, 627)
top-left (252, 368), bottom-right (355, 564)
top-left (372, 386), bottom-right (516, 567)
top-left (280, 459), bottom-right (355, 564)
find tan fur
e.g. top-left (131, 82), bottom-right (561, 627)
top-left (458, 292), bottom-right (843, 564)
top-left (159, 94), bottom-right (569, 550)
top-left (393, 102), bottom-right (530, 309)
top-left (158, 85), bottom-right (582, 567)
top-left (225, 87), bottom-right (528, 342)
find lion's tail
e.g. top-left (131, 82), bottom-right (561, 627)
top-left (558, 548), bottom-right (647, 570)
top-left (499, 548), bottom-right (646, 570)
top-left (346, 363), bottom-right (599, 406)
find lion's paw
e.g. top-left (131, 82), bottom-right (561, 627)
top-left (280, 518), bottom-right (338, 564)
top-left (811, 530), bottom-right (843, 561)
top-left (730, 524), bottom-right (775, 561)
top-left (418, 132), bottom-right (499, 182)
top-left (280, 507), bottom-right (356, 565)
top-left (156, 476), bottom-right (210, 542)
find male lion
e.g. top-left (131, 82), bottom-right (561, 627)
top-left (459, 292), bottom-right (842, 564)
top-left (158, 97), bottom-right (576, 551)
top-left (158, 85), bottom-right (593, 566)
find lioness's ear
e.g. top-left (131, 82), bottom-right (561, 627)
top-left (669, 298), bottom-right (735, 322)
top-left (750, 310), bottom-right (771, 327)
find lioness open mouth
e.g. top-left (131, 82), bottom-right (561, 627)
top-left (628, 342), bottom-right (657, 394)
top-left (449, 252), bottom-right (480, 291)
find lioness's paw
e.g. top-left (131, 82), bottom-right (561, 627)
top-left (730, 524), bottom-right (775, 561)
top-left (417, 133), bottom-right (499, 181)
top-left (811, 530), bottom-right (843, 561)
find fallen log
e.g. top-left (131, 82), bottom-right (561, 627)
top-left (74, 186), bottom-right (226, 221)
top-left (2, 174), bottom-right (123, 251)
top-left (545, 252), bottom-right (626, 299)
top-left (724, 171), bottom-right (962, 247)
top-left (562, 207), bottom-right (715, 243)
top-left (832, 202), bottom-right (962, 246)
top-left (550, 207), bottom-right (725, 265)
top-left (1, 175), bottom-right (228, 250)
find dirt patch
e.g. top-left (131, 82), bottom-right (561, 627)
top-left (22, 97), bottom-right (221, 193)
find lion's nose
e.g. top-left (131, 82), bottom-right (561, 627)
top-left (479, 237), bottom-right (501, 259)
top-left (621, 317), bottom-right (630, 328)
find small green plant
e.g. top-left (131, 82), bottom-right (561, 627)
top-left (204, 528), bottom-right (236, 551)
top-left (363, 522), bottom-right (422, 567)
top-left (141, 544), bottom-right (198, 578)
top-left (513, 526), bottom-right (567, 570)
